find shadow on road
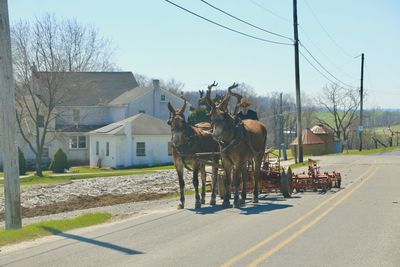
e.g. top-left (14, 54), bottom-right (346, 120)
top-left (41, 226), bottom-right (143, 255)
top-left (239, 202), bottom-right (292, 215)
top-left (188, 200), bottom-right (292, 215)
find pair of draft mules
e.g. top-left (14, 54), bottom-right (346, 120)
top-left (168, 82), bottom-right (267, 209)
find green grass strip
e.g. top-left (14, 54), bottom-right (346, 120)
top-left (341, 146), bottom-right (399, 155)
top-left (0, 212), bottom-right (111, 246)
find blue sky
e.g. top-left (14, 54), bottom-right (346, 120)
top-left (9, 0), bottom-right (400, 109)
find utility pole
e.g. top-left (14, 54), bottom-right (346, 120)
top-left (279, 92), bottom-right (287, 160)
top-left (358, 53), bottom-right (364, 151)
top-left (292, 0), bottom-right (303, 162)
top-left (0, 0), bottom-right (22, 229)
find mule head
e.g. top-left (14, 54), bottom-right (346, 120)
top-left (167, 100), bottom-right (188, 147)
top-left (207, 97), bottom-right (235, 143)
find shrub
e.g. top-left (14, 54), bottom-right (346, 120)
top-left (18, 148), bottom-right (27, 175)
top-left (49, 149), bottom-right (69, 173)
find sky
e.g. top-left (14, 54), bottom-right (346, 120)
top-left (8, 0), bottom-right (400, 109)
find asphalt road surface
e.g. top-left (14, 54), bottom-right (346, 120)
top-left (1, 150), bottom-right (400, 267)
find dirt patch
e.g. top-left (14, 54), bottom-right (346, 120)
top-left (0, 193), bottom-right (171, 221)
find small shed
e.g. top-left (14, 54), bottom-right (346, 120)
top-left (290, 128), bottom-right (325, 156)
top-left (89, 113), bottom-right (173, 168)
top-left (310, 124), bottom-right (335, 154)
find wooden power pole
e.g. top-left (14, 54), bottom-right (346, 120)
top-left (0, 0), bottom-right (22, 229)
top-left (358, 53), bottom-right (365, 151)
top-left (292, 0), bottom-right (303, 162)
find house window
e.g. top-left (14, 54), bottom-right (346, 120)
top-left (69, 136), bottom-right (86, 149)
top-left (168, 142), bottom-right (172, 156)
top-left (41, 147), bottom-right (49, 159)
top-left (37, 115), bottom-right (44, 128)
top-left (96, 141), bottom-right (99, 155)
top-left (139, 110), bottom-right (146, 114)
top-left (136, 142), bottom-right (146, 156)
top-left (106, 142), bottom-right (110, 156)
top-left (73, 109), bottom-right (80, 122)
top-left (161, 94), bottom-right (166, 102)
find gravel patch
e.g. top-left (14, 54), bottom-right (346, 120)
top-left (0, 170), bottom-right (195, 224)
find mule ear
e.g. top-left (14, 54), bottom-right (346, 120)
top-left (168, 101), bottom-right (176, 114)
top-left (219, 94), bottom-right (231, 111)
top-left (206, 95), bottom-right (215, 108)
top-left (178, 99), bottom-right (187, 114)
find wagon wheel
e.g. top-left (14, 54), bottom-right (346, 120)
top-left (280, 167), bottom-right (293, 198)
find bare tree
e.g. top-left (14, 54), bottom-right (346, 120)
top-left (315, 83), bottom-right (360, 141)
top-left (12, 14), bottom-right (117, 176)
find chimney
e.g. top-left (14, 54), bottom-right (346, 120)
top-left (153, 79), bottom-right (160, 118)
top-left (30, 62), bottom-right (39, 95)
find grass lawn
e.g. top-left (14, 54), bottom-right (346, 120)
top-left (342, 146), bottom-right (399, 155)
top-left (0, 213), bottom-right (111, 246)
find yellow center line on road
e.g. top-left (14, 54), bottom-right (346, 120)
top-left (221, 164), bottom-right (376, 267)
top-left (247, 166), bottom-right (379, 267)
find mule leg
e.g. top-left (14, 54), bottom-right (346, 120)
top-left (253, 158), bottom-right (262, 203)
top-left (241, 165), bottom-right (248, 206)
top-left (222, 161), bottom-right (233, 208)
top-left (210, 159), bottom-right (218, 205)
top-left (233, 166), bottom-right (242, 208)
top-left (192, 162), bottom-right (201, 209)
top-left (175, 157), bottom-right (185, 209)
top-left (200, 165), bottom-right (206, 205)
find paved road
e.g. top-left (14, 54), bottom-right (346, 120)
top-left (1, 150), bottom-right (400, 267)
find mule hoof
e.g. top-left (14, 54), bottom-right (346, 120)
top-left (222, 201), bottom-right (233, 208)
top-left (252, 197), bottom-right (259, 203)
top-left (195, 202), bottom-right (201, 209)
top-left (210, 198), bottom-right (216, 205)
top-left (240, 198), bottom-right (246, 205)
top-left (201, 199), bottom-right (206, 205)
top-left (177, 203), bottom-right (184, 209)
top-left (234, 200), bottom-right (241, 209)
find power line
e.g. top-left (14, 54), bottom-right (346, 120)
top-left (299, 42), bottom-right (356, 88)
top-left (299, 50), bottom-right (337, 85)
top-left (164, 0), bottom-right (293, 46)
top-left (299, 27), bottom-right (358, 81)
top-left (303, 0), bottom-right (354, 58)
top-left (247, 0), bottom-right (292, 24)
top-left (200, 0), bottom-right (293, 41)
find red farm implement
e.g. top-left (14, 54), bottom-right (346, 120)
top-left (292, 159), bottom-right (341, 193)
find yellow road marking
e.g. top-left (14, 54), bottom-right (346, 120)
top-left (247, 166), bottom-right (379, 267)
top-left (221, 164), bottom-right (376, 267)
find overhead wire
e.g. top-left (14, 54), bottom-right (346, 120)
top-left (200, 0), bottom-right (293, 41)
top-left (247, 0), bottom-right (292, 24)
top-left (299, 42), bottom-right (356, 88)
top-left (299, 50), bottom-right (337, 85)
top-left (299, 27), bottom-right (358, 81)
top-left (303, 0), bottom-right (354, 58)
top-left (163, 0), bottom-right (293, 46)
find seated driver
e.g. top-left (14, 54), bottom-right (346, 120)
top-left (236, 98), bottom-right (258, 122)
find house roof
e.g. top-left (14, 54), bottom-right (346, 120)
top-left (311, 124), bottom-right (333, 135)
top-left (290, 128), bottom-right (325, 145)
top-left (108, 86), bottom-right (151, 105)
top-left (36, 72), bottom-right (138, 106)
top-left (90, 113), bottom-right (171, 136)
top-left (56, 124), bottom-right (108, 133)
top-left (108, 86), bottom-right (183, 106)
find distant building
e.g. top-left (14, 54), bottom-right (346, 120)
top-left (0, 71), bottom-right (187, 169)
top-left (89, 113), bottom-right (172, 168)
top-left (310, 124), bottom-right (335, 154)
top-left (290, 128), bottom-right (325, 156)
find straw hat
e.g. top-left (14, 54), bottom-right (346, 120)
top-left (238, 98), bottom-right (251, 108)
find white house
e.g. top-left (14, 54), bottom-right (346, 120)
top-left (89, 113), bottom-right (173, 168)
top-left (0, 71), bottom-right (188, 169)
